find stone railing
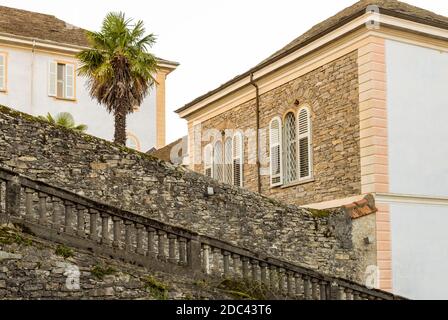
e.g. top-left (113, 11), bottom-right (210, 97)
top-left (0, 167), bottom-right (404, 300)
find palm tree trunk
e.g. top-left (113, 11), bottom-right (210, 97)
top-left (114, 107), bottom-right (127, 145)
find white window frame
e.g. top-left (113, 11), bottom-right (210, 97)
top-left (0, 53), bottom-right (7, 92)
top-left (297, 106), bottom-right (313, 181)
top-left (232, 131), bottom-right (244, 188)
top-left (204, 144), bottom-right (214, 178)
top-left (269, 116), bottom-right (283, 187)
top-left (49, 61), bottom-right (76, 100)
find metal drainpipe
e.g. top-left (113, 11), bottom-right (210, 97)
top-left (30, 39), bottom-right (36, 114)
top-left (250, 73), bottom-right (262, 194)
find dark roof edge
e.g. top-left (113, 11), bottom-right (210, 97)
top-left (176, 6), bottom-right (448, 115)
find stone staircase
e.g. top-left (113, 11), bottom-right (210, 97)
top-left (0, 166), bottom-right (404, 300)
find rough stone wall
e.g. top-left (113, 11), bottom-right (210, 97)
top-left (0, 226), bottom-right (233, 300)
top-left (0, 104), bottom-right (371, 282)
top-left (196, 51), bottom-right (361, 206)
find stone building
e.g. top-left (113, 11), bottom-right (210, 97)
top-left (0, 5), bottom-right (178, 151)
top-left (176, 0), bottom-right (448, 299)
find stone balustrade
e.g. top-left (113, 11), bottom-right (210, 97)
top-left (0, 167), bottom-right (404, 300)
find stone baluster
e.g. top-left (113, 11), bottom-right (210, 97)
top-left (52, 197), bottom-right (61, 229)
top-left (125, 221), bottom-right (134, 253)
top-left (89, 209), bottom-right (99, 242)
top-left (260, 263), bottom-right (268, 286)
top-left (287, 272), bottom-right (294, 297)
top-left (112, 217), bottom-right (121, 248)
top-left (100, 213), bottom-right (110, 245)
top-left (5, 178), bottom-right (21, 219)
top-left (295, 274), bottom-right (303, 298)
top-left (231, 254), bottom-right (240, 277)
top-left (76, 205), bottom-right (86, 237)
top-left (178, 238), bottom-right (187, 266)
top-left (64, 201), bottom-right (74, 234)
top-left (136, 224), bottom-right (145, 255)
top-left (25, 188), bottom-right (34, 221)
top-left (38, 193), bottom-right (47, 225)
top-left (241, 257), bottom-right (250, 280)
top-left (345, 288), bottom-right (353, 300)
top-left (223, 251), bottom-right (230, 277)
top-left (251, 260), bottom-right (259, 282)
top-left (311, 278), bottom-right (319, 300)
top-left (269, 266), bottom-right (277, 291)
top-left (212, 247), bottom-right (222, 275)
top-left (202, 244), bottom-right (210, 274)
top-left (278, 268), bottom-right (286, 296)
top-left (303, 276), bottom-right (312, 300)
top-left (146, 227), bottom-right (156, 258)
top-left (168, 234), bottom-right (177, 263)
top-left (353, 291), bottom-right (360, 300)
top-left (320, 281), bottom-right (327, 300)
top-left (157, 230), bottom-right (166, 261)
top-left (336, 285), bottom-right (346, 300)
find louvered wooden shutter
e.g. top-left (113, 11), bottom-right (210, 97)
top-left (0, 54), bottom-right (6, 91)
top-left (204, 144), bottom-right (213, 178)
top-left (65, 63), bottom-right (75, 99)
top-left (298, 108), bottom-right (312, 180)
top-left (48, 61), bottom-right (57, 97)
top-left (269, 117), bottom-right (283, 186)
top-left (232, 132), bottom-right (243, 187)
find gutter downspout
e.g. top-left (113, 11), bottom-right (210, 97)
top-left (250, 73), bottom-right (262, 194)
top-left (30, 39), bottom-right (36, 114)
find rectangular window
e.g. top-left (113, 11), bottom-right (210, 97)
top-left (0, 53), bottom-right (7, 92)
top-left (49, 61), bottom-right (75, 100)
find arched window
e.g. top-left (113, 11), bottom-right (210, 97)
top-left (214, 140), bottom-right (224, 182)
top-left (232, 132), bottom-right (244, 187)
top-left (298, 107), bottom-right (312, 180)
top-left (283, 112), bottom-right (297, 184)
top-left (224, 137), bottom-right (233, 184)
top-left (204, 144), bottom-right (213, 178)
top-left (269, 117), bottom-right (283, 186)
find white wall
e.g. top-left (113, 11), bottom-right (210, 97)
top-left (0, 45), bottom-right (157, 152)
top-left (386, 39), bottom-right (448, 299)
top-left (386, 40), bottom-right (448, 197)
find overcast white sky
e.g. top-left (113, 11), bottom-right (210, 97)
top-left (1, 0), bottom-right (447, 143)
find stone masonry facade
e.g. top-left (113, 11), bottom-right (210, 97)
top-left (195, 51), bottom-right (361, 207)
top-left (0, 104), bottom-right (373, 282)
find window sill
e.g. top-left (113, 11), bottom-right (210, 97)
top-left (53, 96), bottom-right (77, 102)
top-left (277, 178), bottom-right (315, 189)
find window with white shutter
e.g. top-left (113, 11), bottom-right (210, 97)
top-left (48, 61), bottom-right (57, 97)
top-left (204, 144), bottom-right (213, 178)
top-left (49, 61), bottom-right (76, 100)
top-left (214, 140), bottom-right (224, 182)
top-left (0, 54), bottom-right (7, 91)
top-left (298, 107), bottom-right (312, 180)
top-left (269, 117), bottom-right (283, 187)
top-left (283, 112), bottom-right (297, 184)
top-left (224, 137), bottom-right (233, 184)
top-left (232, 132), bottom-right (243, 187)
top-left (65, 64), bottom-right (75, 99)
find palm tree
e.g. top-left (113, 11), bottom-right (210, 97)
top-left (77, 12), bottom-right (158, 145)
top-left (39, 112), bottom-right (88, 132)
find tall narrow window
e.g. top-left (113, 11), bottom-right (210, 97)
top-left (49, 61), bottom-right (75, 99)
top-left (224, 137), bottom-right (233, 184)
top-left (0, 53), bottom-right (7, 92)
top-left (283, 112), bottom-right (297, 184)
top-left (269, 117), bottom-right (283, 187)
top-left (214, 140), bottom-right (224, 182)
top-left (298, 107), bottom-right (312, 180)
top-left (204, 144), bottom-right (213, 178)
top-left (232, 132), bottom-right (243, 187)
